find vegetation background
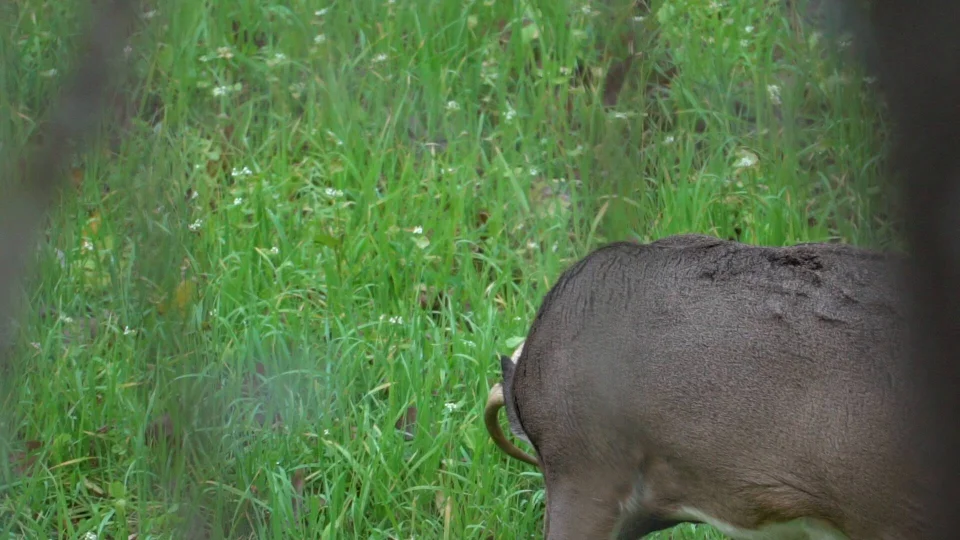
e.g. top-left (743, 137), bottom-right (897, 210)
top-left (0, 0), bottom-right (893, 537)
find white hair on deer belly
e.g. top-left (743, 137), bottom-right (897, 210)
top-left (510, 341), bottom-right (524, 363)
top-left (669, 507), bottom-right (847, 540)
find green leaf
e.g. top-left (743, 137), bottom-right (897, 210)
top-left (505, 336), bottom-right (525, 349)
top-left (109, 481), bottom-right (126, 499)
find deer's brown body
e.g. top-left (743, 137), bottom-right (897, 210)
top-left (487, 234), bottom-right (931, 539)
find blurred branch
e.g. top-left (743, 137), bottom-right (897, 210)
top-left (0, 0), bottom-right (141, 360)
top-left (851, 0), bottom-right (960, 535)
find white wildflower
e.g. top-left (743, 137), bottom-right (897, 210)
top-left (412, 226), bottom-right (423, 234)
top-left (315, 8), bottom-right (330, 16)
top-left (233, 197), bottom-right (243, 206)
top-left (217, 46), bottom-right (233, 59)
top-left (188, 219), bottom-right (203, 231)
top-left (269, 246), bottom-right (280, 255)
top-left (446, 100), bottom-right (460, 111)
top-left (372, 53), bottom-right (388, 63)
top-left (767, 84), bottom-right (782, 105)
top-left (324, 187), bottom-right (344, 197)
top-left (314, 34), bottom-right (327, 44)
top-left (733, 149), bottom-right (759, 168)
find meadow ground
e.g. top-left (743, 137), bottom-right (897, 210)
top-left (0, 0), bottom-right (893, 537)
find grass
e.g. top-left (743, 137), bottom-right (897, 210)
top-left (0, 0), bottom-right (893, 537)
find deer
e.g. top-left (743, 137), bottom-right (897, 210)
top-left (485, 233), bottom-right (934, 539)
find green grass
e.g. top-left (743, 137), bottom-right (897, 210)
top-left (0, 0), bottom-right (893, 537)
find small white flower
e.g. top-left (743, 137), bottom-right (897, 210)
top-left (315, 8), bottom-right (330, 16)
top-left (269, 246), bottom-right (280, 255)
top-left (372, 53), bottom-right (388, 63)
top-left (527, 241), bottom-right (538, 250)
top-left (324, 187), bottom-right (344, 197)
top-left (664, 135), bottom-right (676, 144)
top-left (529, 168), bottom-right (538, 176)
top-left (233, 197), bottom-right (243, 206)
top-left (505, 105), bottom-right (517, 121)
top-left (744, 25), bottom-right (755, 33)
top-left (412, 226), bottom-right (423, 234)
top-left (767, 84), bottom-right (782, 105)
top-left (444, 402), bottom-right (460, 412)
top-left (380, 315), bottom-right (404, 325)
top-left (314, 34), bottom-right (327, 44)
top-left (188, 219), bottom-right (203, 231)
top-left (123, 45), bottom-right (133, 58)
top-left (325, 130), bottom-right (344, 146)
top-left (60, 316), bottom-right (74, 324)
top-left (633, 15), bottom-right (646, 22)
top-left (82, 239), bottom-right (94, 252)
top-left (446, 100), bottom-right (460, 111)
top-left (142, 10), bottom-right (157, 19)
top-left (84, 532), bottom-right (98, 540)
top-left (323, 429), bottom-right (330, 436)
top-left (740, 39), bottom-right (749, 48)
top-left (231, 166), bottom-right (252, 177)
top-left (41, 68), bottom-right (57, 78)
top-left (217, 46), bottom-right (233, 59)
top-left (123, 326), bottom-right (136, 336)
top-left (613, 111), bottom-right (629, 119)
top-left (212, 85), bottom-right (230, 97)
top-left (581, 5), bottom-right (593, 15)
top-left (733, 149), bottom-right (759, 168)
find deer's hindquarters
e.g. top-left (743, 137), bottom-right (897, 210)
top-left (501, 235), bottom-right (917, 539)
